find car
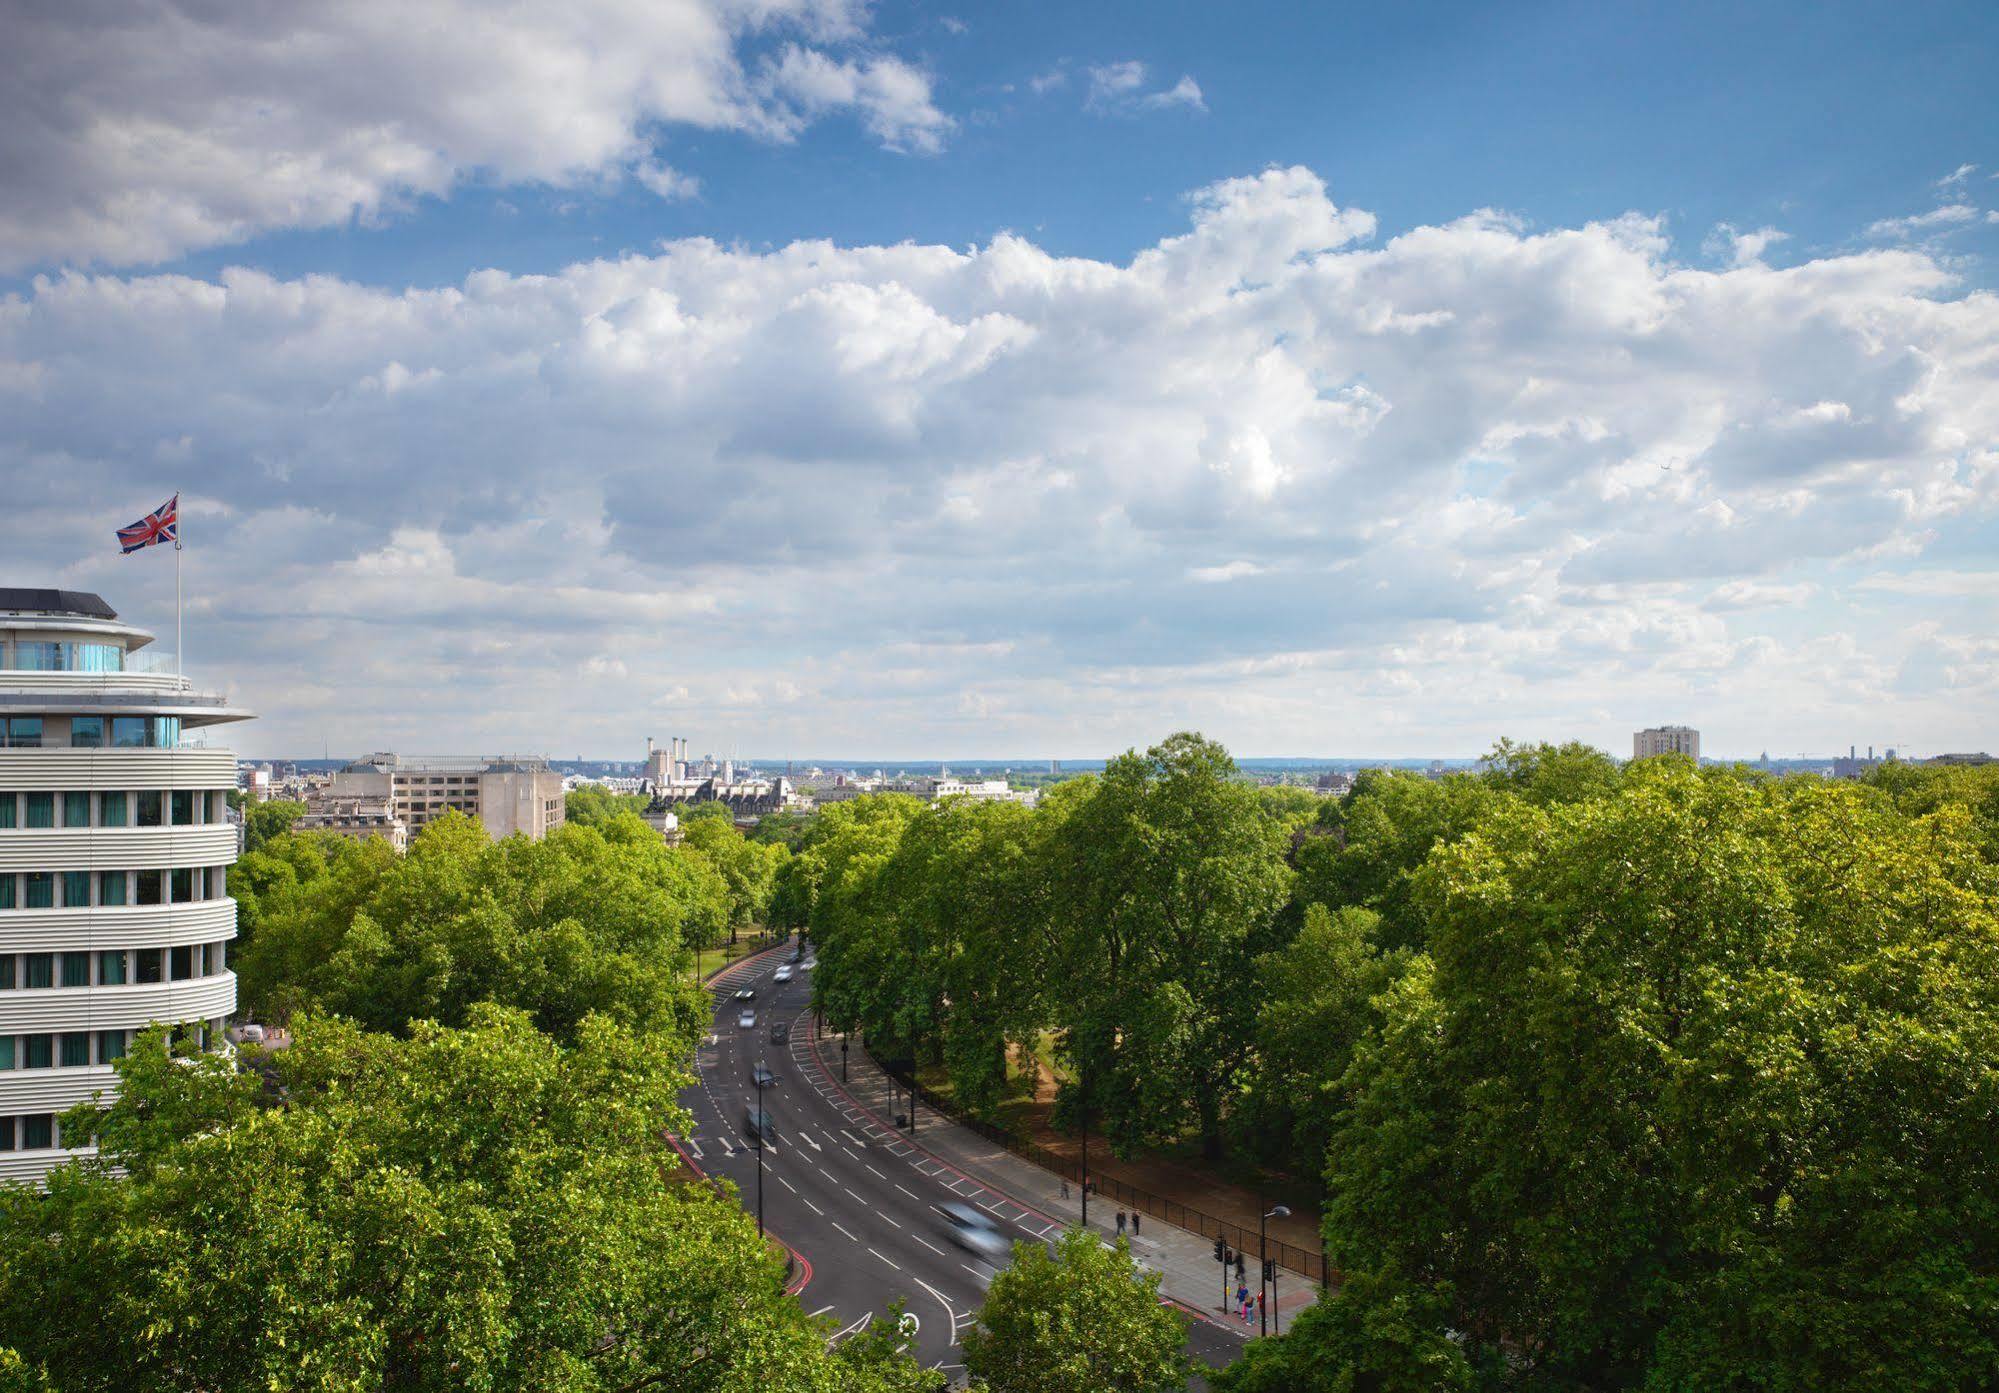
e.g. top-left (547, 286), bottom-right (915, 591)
top-left (940, 1201), bottom-right (1010, 1261)
top-left (800, 959), bottom-right (816, 972)
top-left (773, 965), bottom-right (793, 983)
top-left (744, 1107), bottom-right (778, 1145)
top-left (737, 1010), bottom-right (756, 1029)
top-left (769, 1021), bottom-right (790, 1045)
top-left (751, 1064), bottom-right (779, 1089)
top-left (732, 988), bottom-right (755, 1002)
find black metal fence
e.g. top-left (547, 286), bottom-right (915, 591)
top-left (883, 1066), bottom-right (1329, 1285)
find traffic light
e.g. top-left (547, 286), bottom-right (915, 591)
top-left (1213, 1238), bottom-right (1226, 1263)
top-left (1263, 1258), bottom-right (1277, 1284)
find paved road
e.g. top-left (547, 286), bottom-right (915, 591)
top-left (678, 939), bottom-right (1243, 1385)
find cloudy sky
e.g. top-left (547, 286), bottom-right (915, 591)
top-left (3, 0), bottom-right (1996, 762)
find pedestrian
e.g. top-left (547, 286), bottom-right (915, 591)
top-left (1132, 1211), bottom-right (1141, 1236)
top-left (1060, 1180), bottom-right (1070, 1201)
top-left (1116, 1210), bottom-right (1127, 1236)
top-left (1237, 1285), bottom-right (1251, 1322)
top-left (1235, 1252), bottom-right (1246, 1283)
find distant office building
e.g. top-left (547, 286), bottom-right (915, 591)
top-left (294, 793), bottom-right (408, 852)
top-left (1315, 770), bottom-right (1355, 796)
top-left (1926, 751), bottom-right (1994, 767)
top-left (885, 775), bottom-right (1037, 806)
top-left (0, 588), bottom-right (250, 1184)
top-left (308, 753), bottom-right (565, 843)
top-left (1633, 725), bottom-right (1701, 761)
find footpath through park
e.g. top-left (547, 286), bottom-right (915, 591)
top-left (811, 1017), bottom-right (1322, 1338)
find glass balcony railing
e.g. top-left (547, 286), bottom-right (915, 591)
top-left (0, 717), bottom-right (184, 750)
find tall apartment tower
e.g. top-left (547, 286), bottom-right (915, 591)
top-left (1632, 725), bottom-right (1701, 761)
top-left (0, 589), bottom-right (250, 1184)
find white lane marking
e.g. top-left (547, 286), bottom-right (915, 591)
top-left (832, 1222), bottom-right (859, 1241)
top-left (827, 1312), bottom-right (873, 1344)
top-left (777, 1175), bottom-right (797, 1194)
top-left (873, 1209), bottom-right (902, 1229)
top-left (801, 1131), bottom-right (822, 1151)
top-left (912, 1234), bottom-right (947, 1256)
top-left (809, 1304), bottom-right (834, 1318)
top-left (913, 1277), bottom-right (960, 1343)
top-left (866, 1164), bottom-right (888, 1179)
top-left (867, 1247), bottom-right (902, 1271)
top-left (896, 1184), bottom-right (921, 1202)
top-left (804, 1198), bottom-right (824, 1216)
top-left (842, 1187), bottom-right (866, 1205)
top-left (839, 1129), bottom-right (866, 1147)
top-left (686, 1139), bottom-right (703, 1159)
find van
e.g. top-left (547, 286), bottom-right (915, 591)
top-left (770, 1020), bottom-right (791, 1045)
top-left (744, 1107), bottom-right (778, 1146)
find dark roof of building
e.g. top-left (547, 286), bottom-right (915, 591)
top-left (0, 588), bottom-right (118, 620)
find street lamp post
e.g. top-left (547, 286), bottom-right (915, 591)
top-left (1080, 1103), bottom-right (1090, 1228)
top-left (1260, 1204), bottom-right (1290, 1338)
top-left (754, 1054), bottom-right (768, 1237)
top-left (841, 1038), bottom-right (849, 1083)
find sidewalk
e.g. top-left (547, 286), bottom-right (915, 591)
top-left (811, 1020), bottom-right (1320, 1338)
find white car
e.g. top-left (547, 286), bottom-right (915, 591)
top-left (737, 1010), bottom-right (756, 1029)
top-left (773, 965), bottom-right (793, 983)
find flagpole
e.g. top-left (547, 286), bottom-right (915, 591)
top-left (175, 494), bottom-right (183, 679)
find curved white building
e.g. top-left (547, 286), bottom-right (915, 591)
top-left (0, 588), bottom-right (250, 1184)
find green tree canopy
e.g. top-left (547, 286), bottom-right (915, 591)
top-left (0, 1009), bottom-right (929, 1392)
top-left (961, 1228), bottom-right (1191, 1393)
top-left (1305, 764), bottom-right (1999, 1389)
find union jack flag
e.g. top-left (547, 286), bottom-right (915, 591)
top-left (117, 495), bottom-right (179, 553)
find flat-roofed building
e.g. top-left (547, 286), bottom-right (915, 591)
top-left (311, 753), bottom-right (565, 843)
top-left (1633, 725), bottom-right (1701, 761)
top-left (0, 587), bottom-right (251, 1185)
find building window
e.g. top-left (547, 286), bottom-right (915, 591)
top-left (21, 1115), bottom-right (51, 1149)
top-left (170, 868), bottom-right (192, 903)
top-left (0, 795), bottom-right (13, 829)
top-left (0, 1038), bottom-right (12, 1069)
top-left (60, 952), bottom-right (88, 988)
top-left (61, 871), bottom-right (90, 908)
top-left (99, 870), bottom-right (127, 906)
top-left (0, 1118), bottom-right (11, 1150)
top-left (171, 791), bottom-right (194, 825)
top-left (23, 793), bottom-right (53, 829)
top-left (98, 1031), bottom-right (124, 1063)
top-left (63, 791), bottom-right (91, 827)
top-left (22, 954), bottom-right (52, 989)
top-left (60, 1034), bottom-right (89, 1068)
top-left (170, 945), bottom-right (193, 980)
top-left (99, 791), bottom-right (127, 827)
top-left (135, 949), bottom-right (162, 985)
top-left (136, 870), bottom-right (163, 906)
top-left (67, 643), bottom-right (121, 673)
top-left (0, 957), bottom-right (11, 990)
top-left (23, 1036), bottom-right (52, 1070)
top-left (150, 717), bottom-right (180, 748)
top-left (70, 716), bottom-right (105, 748)
top-left (0, 878), bottom-right (12, 910)
top-left (112, 717), bottom-right (147, 749)
top-left (137, 790), bottom-right (163, 827)
top-left (3, 717), bottom-right (43, 748)
top-left (22, 875), bottom-right (53, 910)
top-left (98, 950), bottom-right (125, 985)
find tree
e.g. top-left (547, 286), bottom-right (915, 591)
top-left (1049, 734), bottom-right (1293, 1156)
top-left (563, 784), bottom-right (650, 826)
top-left (0, 1008), bottom-right (930, 1392)
top-left (1304, 764), bottom-right (1999, 1389)
top-left (242, 796), bottom-right (306, 852)
top-left (1230, 904), bottom-right (1406, 1176)
top-left (1477, 738), bottom-right (1622, 807)
top-left (961, 1228), bottom-right (1190, 1393)
top-left (682, 814), bottom-right (784, 940)
top-left (235, 811), bottom-right (716, 1048)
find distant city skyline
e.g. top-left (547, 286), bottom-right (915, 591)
top-left (4, 3), bottom-right (1996, 757)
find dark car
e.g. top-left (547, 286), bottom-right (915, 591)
top-left (744, 1107), bottom-right (778, 1145)
top-left (732, 987), bottom-right (755, 1002)
top-left (769, 1020), bottom-right (791, 1045)
top-left (751, 1064), bottom-right (779, 1089)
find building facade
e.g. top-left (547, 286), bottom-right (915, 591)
top-left (309, 753), bottom-right (565, 843)
top-left (0, 588), bottom-right (250, 1185)
top-left (1633, 725), bottom-right (1701, 761)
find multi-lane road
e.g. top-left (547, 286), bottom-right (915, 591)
top-left (677, 939), bottom-right (1241, 1383)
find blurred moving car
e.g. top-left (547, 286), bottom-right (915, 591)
top-left (737, 1009), bottom-right (756, 1029)
top-left (732, 988), bottom-right (756, 1002)
top-left (744, 1107), bottom-right (778, 1145)
top-left (773, 965), bottom-right (793, 983)
top-left (751, 1064), bottom-right (779, 1088)
top-left (769, 1020), bottom-right (791, 1045)
top-left (940, 1201), bottom-right (1010, 1261)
